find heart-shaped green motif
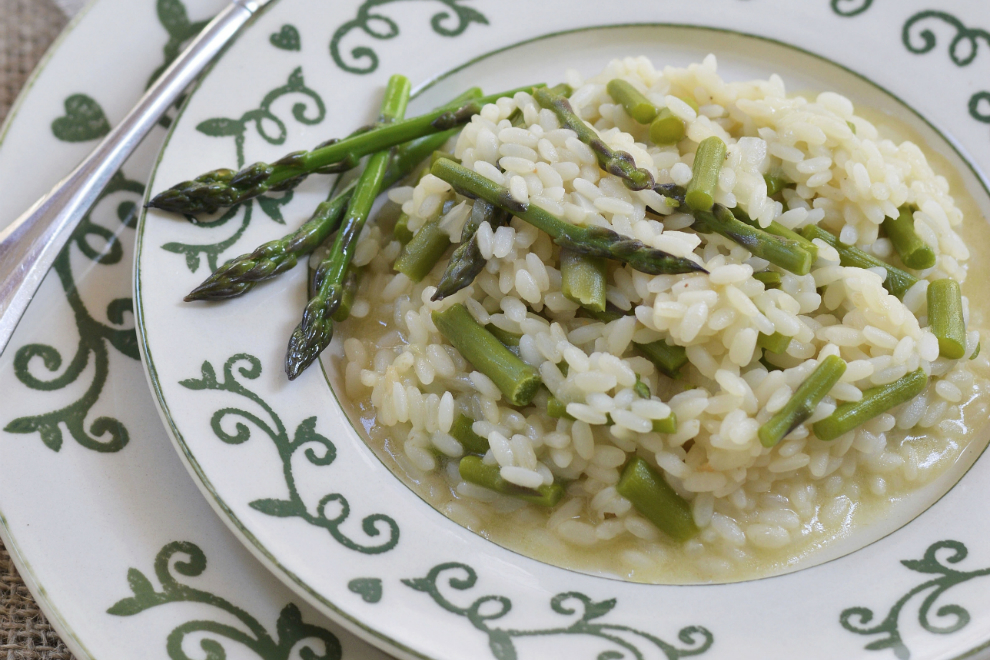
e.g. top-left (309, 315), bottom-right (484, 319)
top-left (270, 24), bottom-right (301, 51)
top-left (51, 94), bottom-right (111, 143)
top-left (347, 578), bottom-right (382, 603)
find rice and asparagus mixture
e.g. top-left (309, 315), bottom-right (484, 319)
top-left (336, 55), bottom-right (990, 578)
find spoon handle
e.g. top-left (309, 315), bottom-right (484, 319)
top-left (0, 0), bottom-right (272, 354)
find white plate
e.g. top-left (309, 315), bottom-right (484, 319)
top-left (0, 0), bottom-right (394, 658)
top-left (136, 1), bottom-right (990, 658)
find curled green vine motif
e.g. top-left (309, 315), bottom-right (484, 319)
top-left (4, 171), bottom-right (143, 453)
top-left (330, 0), bottom-right (488, 75)
top-left (179, 353), bottom-right (399, 554)
top-left (108, 541), bottom-right (341, 660)
top-left (150, 0), bottom-right (212, 129)
top-left (403, 562), bottom-right (713, 660)
top-left (830, 0), bottom-right (873, 17)
top-left (840, 540), bottom-right (990, 659)
top-left (970, 92), bottom-right (990, 125)
top-left (902, 11), bottom-right (990, 67)
top-left (161, 66), bottom-right (324, 273)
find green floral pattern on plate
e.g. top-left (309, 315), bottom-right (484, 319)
top-left (109, 540), bottom-right (342, 659)
top-left (330, 0), bottom-right (488, 74)
top-left (841, 540), bottom-right (990, 659)
top-left (179, 353), bottom-right (400, 554)
top-left (403, 562), bottom-right (714, 660)
top-left (161, 66), bottom-right (324, 273)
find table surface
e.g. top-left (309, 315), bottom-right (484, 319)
top-left (1, 0), bottom-right (76, 656)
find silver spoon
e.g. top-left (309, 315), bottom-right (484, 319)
top-left (0, 0), bottom-right (273, 355)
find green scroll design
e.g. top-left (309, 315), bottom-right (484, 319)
top-left (4, 171), bottom-right (144, 453)
top-left (161, 66), bottom-right (325, 274)
top-left (108, 540), bottom-right (342, 660)
top-left (150, 0), bottom-right (212, 129)
top-left (179, 353), bottom-right (400, 554)
top-left (403, 562), bottom-right (714, 660)
top-left (900, 11), bottom-right (990, 131)
top-left (840, 540), bottom-right (990, 659)
top-left (830, 0), bottom-right (873, 17)
top-left (330, 0), bottom-right (488, 75)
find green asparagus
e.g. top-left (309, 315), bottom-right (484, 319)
top-left (759, 355), bottom-right (847, 447)
top-left (649, 108), bottom-right (686, 145)
top-left (486, 323), bottom-right (522, 347)
top-left (763, 172), bottom-right (790, 197)
top-left (395, 216), bottom-right (451, 282)
top-left (883, 205), bottom-right (936, 270)
top-left (606, 79), bottom-right (658, 124)
top-left (432, 199), bottom-right (511, 300)
top-left (433, 303), bottom-right (542, 406)
top-left (148, 85), bottom-right (540, 215)
top-left (450, 414), bottom-right (489, 454)
top-left (802, 225), bottom-right (918, 299)
top-left (635, 339), bottom-right (689, 378)
top-left (652, 411), bottom-right (677, 434)
top-left (694, 204), bottom-right (814, 276)
top-left (533, 86), bottom-right (655, 191)
top-left (560, 249), bottom-right (607, 313)
top-left (330, 267), bottom-right (361, 322)
top-left (685, 136), bottom-right (727, 212)
top-left (753, 270), bottom-right (782, 289)
top-left (430, 158), bottom-right (704, 275)
top-left (633, 377), bottom-right (651, 399)
top-left (184, 130), bottom-right (459, 301)
top-left (458, 456), bottom-right (563, 507)
top-left (758, 332), bottom-right (792, 355)
top-left (813, 368), bottom-right (928, 441)
top-left (616, 457), bottom-right (698, 541)
top-left (735, 211), bottom-right (819, 261)
top-left (928, 278), bottom-right (966, 359)
top-left (546, 395), bottom-right (574, 419)
top-left (284, 75), bottom-right (411, 380)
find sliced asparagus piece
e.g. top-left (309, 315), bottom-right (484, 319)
top-left (616, 457), bottom-right (698, 542)
top-left (635, 339), bottom-right (689, 379)
top-left (694, 204), bottom-right (814, 276)
top-left (883, 205), bottom-right (936, 270)
top-left (486, 323), bottom-right (522, 347)
top-left (450, 414), bottom-right (489, 454)
top-left (459, 456), bottom-right (563, 507)
top-left (652, 411), bottom-right (677, 434)
top-left (284, 75), bottom-right (411, 380)
top-left (433, 303), bottom-right (542, 406)
top-left (430, 159), bottom-right (704, 275)
top-left (802, 225), bottom-right (918, 299)
top-left (184, 130), bottom-right (458, 301)
top-left (649, 108), bottom-right (686, 145)
top-left (753, 270), bottom-right (782, 289)
top-left (533, 86), bottom-right (655, 191)
top-left (395, 216), bottom-right (450, 282)
top-left (735, 211), bottom-right (819, 261)
top-left (560, 249), bottom-right (607, 313)
top-left (432, 199), bottom-right (511, 301)
top-left (685, 136), bottom-right (727, 212)
top-left (759, 355), bottom-right (847, 447)
top-left (149, 85), bottom-right (539, 215)
top-left (813, 368), bottom-right (928, 441)
top-left (758, 332), bottom-right (792, 355)
top-left (606, 79), bottom-right (658, 124)
top-left (928, 278), bottom-right (966, 359)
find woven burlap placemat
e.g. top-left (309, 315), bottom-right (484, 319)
top-left (1, 0), bottom-right (77, 656)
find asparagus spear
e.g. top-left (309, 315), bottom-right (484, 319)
top-left (330, 267), bottom-right (360, 323)
top-left (533, 86), bottom-right (655, 191)
top-left (757, 331), bottom-right (792, 355)
top-left (616, 457), bottom-right (698, 541)
top-left (432, 303), bottom-right (542, 406)
top-left (763, 172), bottom-right (790, 197)
top-left (458, 456), bottom-right (563, 507)
top-left (753, 270), bottom-right (782, 289)
top-left (883, 205), bottom-right (936, 270)
top-left (560, 249), bottom-right (607, 312)
top-left (759, 355), bottom-right (846, 447)
top-left (813, 368), bottom-right (927, 441)
top-left (148, 85), bottom-right (539, 215)
top-left (486, 323), bottom-right (522, 347)
top-left (284, 75), bottom-right (412, 380)
top-left (649, 109), bottom-right (686, 145)
top-left (802, 225), bottom-right (918, 299)
top-left (928, 278), bottom-right (966, 359)
top-left (685, 136), bottom-right (727, 212)
top-left (430, 158), bottom-right (704, 275)
top-left (693, 204), bottom-right (814, 276)
top-left (432, 198), bottom-right (511, 301)
top-left (184, 129), bottom-right (459, 301)
top-left (735, 210), bottom-right (818, 261)
top-left (606, 79), bottom-right (658, 124)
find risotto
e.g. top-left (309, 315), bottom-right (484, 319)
top-left (331, 55), bottom-right (990, 582)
